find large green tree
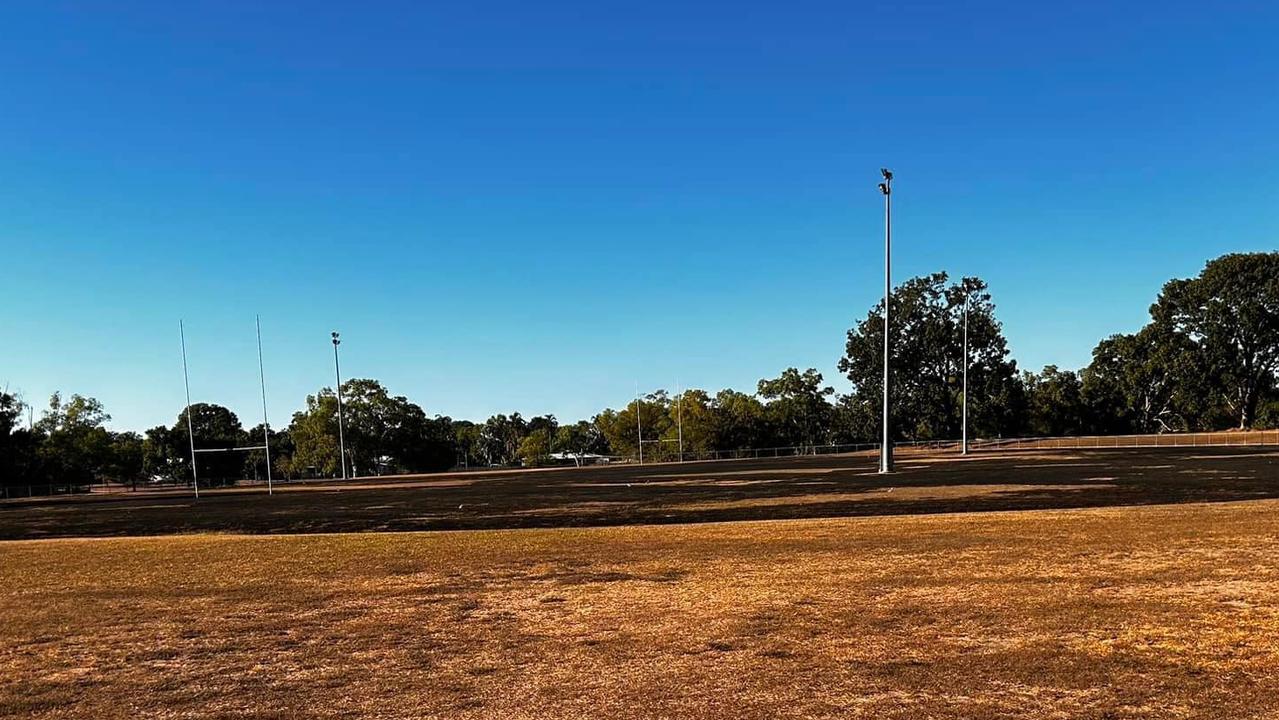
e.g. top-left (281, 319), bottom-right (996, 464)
top-left (242, 424), bottom-right (292, 481)
top-left (757, 368), bottom-right (834, 448)
top-left (142, 425), bottom-right (184, 482)
top-left (451, 420), bottom-right (483, 468)
top-left (1081, 325), bottom-right (1214, 433)
top-left (478, 413), bottom-right (528, 466)
top-left (710, 389), bottom-right (770, 450)
top-left (35, 393), bottom-right (115, 486)
top-left (523, 414), bottom-right (558, 464)
top-left (0, 391), bottom-right (21, 435)
top-left (554, 420), bottom-right (609, 464)
top-left (839, 273), bottom-right (1023, 441)
top-left (345, 380), bottom-right (453, 473)
top-left (517, 428), bottom-right (553, 466)
top-left (596, 391), bottom-right (672, 459)
top-left (171, 403), bottom-right (247, 486)
top-left (106, 431), bottom-right (145, 485)
top-left (288, 379), bottom-right (452, 477)
top-left (0, 392), bottom-right (42, 489)
top-left (661, 389), bottom-right (717, 455)
top-left (1023, 366), bottom-right (1088, 437)
top-left (288, 390), bottom-right (342, 477)
top-left (1151, 253), bottom-right (1279, 429)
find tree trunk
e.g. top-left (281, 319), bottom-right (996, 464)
top-left (1239, 382), bottom-right (1259, 430)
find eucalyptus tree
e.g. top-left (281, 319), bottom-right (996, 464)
top-left (1151, 252), bottom-right (1279, 429)
top-left (840, 273), bottom-right (1022, 441)
top-left (757, 368), bottom-right (834, 448)
top-left (35, 393), bottom-right (115, 486)
top-left (1081, 325), bottom-right (1213, 433)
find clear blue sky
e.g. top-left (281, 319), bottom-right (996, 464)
top-left (2, 1), bottom-right (1277, 432)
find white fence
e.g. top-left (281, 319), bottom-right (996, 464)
top-left (969, 430), bottom-right (1279, 451)
top-left (619, 429), bottom-right (1279, 464)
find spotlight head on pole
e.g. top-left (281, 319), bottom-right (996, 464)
top-left (331, 331), bottom-right (340, 346)
top-left (878, 166), bottom-right (894, 474)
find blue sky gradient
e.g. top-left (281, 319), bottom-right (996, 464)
top-left (3, 1), bottom-right (1277, 431)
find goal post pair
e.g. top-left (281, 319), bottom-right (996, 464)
top-left (178, 316), bottom-right (273, 498)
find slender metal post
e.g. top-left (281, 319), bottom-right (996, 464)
top-left (962, 293), bottom-right (969, 456)
top-left (179, 320), bottom-right (199, 499)
top-left (878, 169), bottom-right (894, 473)
top-left (256, 315), bottom-right (272, 494)
top-left (332, 332), bottom-right (348, 480)
top-left (676, 379), bottom-right (684, 463)
top-left (635, 382), bottom-right (644, 465)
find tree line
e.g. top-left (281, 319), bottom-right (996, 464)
top-left (2, 252), bottom-right (1276, 490)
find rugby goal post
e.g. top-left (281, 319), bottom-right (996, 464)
top-left (179, 316), bottom-right (274, 499)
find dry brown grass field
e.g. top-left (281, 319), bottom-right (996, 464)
top-left (3, 448), bottom-right (1279, 718)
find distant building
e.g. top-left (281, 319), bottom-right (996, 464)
top-left (547, 452), bottom-right (611, 466)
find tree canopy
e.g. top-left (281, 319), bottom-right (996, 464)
top-left (839, 273), bottom-right (1023, 441)
top-left (6, 252), bottom-right (1278, 491)
top-left (1150, 253), bottom-right (1279, 429)
top-left (287, 379), bottom-right (453, 477)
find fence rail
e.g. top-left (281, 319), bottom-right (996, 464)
top-left (0, 482), bottom-right (89, 500)
top-left (969, 430), bottom-right (1279, 451)
top-left (617, 429), bottom-right (1279, 465)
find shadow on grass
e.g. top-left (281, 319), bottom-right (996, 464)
top-left (1, 447), bottom-right (1276, 540)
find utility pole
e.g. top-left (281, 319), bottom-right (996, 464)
top-left (878, 168), bottom-right (894, 474)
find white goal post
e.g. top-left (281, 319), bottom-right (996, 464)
top-left (179, 316), bottom-right (274, 498)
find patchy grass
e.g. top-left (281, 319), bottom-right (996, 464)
top-left (4, 500), bottom-right (1279, 718)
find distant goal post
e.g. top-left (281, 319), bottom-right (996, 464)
top-left (178, 316), bottom-right (274, 498)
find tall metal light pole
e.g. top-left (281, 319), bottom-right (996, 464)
top-left (962, 292), bottom-right (970, 456)
top-left (878, 168), bottom-right (894, 474)
top-left (332, 331), bottom-right (348, 480)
